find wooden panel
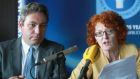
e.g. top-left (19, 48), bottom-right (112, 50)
top-left (0, 0), bottom-right (17, 41)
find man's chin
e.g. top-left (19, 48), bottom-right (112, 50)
top-left (30, 41), bottom-right (41, 45)
top-left (30, 39), bottom-right (43, 45)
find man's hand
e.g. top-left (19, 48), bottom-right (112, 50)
top-left (8, 75), bottom-right (24, 79)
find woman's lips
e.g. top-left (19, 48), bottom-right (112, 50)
top-left (103, 41), bottom-right (110, 45)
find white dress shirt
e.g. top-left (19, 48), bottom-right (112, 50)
top-left (21, 38), bottom-right (39, 77)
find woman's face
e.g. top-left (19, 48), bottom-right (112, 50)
top-left (94, 22), bottom-right (118, 51)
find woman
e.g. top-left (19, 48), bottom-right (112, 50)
top-left (69, 11), bottom-right (140, 79)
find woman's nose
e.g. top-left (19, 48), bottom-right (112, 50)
top-left (103, 32), bottom-right (109, 39)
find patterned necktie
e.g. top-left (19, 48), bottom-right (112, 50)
top-left (23, 47), bottom-right (35, 79)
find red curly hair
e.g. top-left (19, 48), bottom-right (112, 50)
top-left (87, 11), bottom-right (128, 46)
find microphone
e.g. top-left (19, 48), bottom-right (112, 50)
top-left (35, 45), bottom-right (78, 65)
top-left (78, 45), bottom-right (98, 79)
top-left (83, 44), bottom-right (98, 63)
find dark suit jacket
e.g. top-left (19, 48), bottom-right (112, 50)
top-left (0, 38), bottom-right (68, 79)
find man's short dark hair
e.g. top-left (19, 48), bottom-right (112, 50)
top-left (19, 2), bottom-right (49, 23)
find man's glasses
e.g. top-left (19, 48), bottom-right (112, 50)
top-left (95, 30), bottom-right (115, 37)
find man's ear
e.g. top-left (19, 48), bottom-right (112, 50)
top-left (18, 20), bottom-right (23, 30)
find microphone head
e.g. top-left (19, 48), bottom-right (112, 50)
top-left (83, 45), bottom-right (98, 63)
top-left (63, 45), bottom-right (78, 55)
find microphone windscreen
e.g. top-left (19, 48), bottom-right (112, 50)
top-left (83, 45), bottom-right (98, 63)
top-left (63, 45), bottom-right (78, 55)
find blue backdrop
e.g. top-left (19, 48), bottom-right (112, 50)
top-left (19, 0), bottom-right (140, 75)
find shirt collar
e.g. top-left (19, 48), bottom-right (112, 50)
top-left (21, 39), bottom-right (30, 55)
top-left (21, 38), bottom-right (40, 54)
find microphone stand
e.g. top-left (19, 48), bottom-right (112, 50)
top-left (30, 52), bottom-right (64, 79)
top-left (56, 52), bottom-right (64, 79)
top-left (78, 60), bottom-right (90, 79)
top-left (30, 64), bottom-right (38, 79)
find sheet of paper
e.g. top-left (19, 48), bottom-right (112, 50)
top-left (99, 55), bottom-right (138, 79)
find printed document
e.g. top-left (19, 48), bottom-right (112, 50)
top-left (99, 55), bottom-right (137, 79)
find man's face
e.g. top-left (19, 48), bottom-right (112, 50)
top-left (19, 12), bottom-right (47, 45)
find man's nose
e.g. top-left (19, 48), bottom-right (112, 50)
top-left (34, 25), bottom-right (40, 34)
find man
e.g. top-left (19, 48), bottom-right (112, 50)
top-left (0, 2), bottom-right (67, 79)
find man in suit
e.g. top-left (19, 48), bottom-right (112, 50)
top-left (0, 2), bottom-right (68, 79)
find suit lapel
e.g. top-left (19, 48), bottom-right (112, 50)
top-left (37, 41), bottom-right (50, 78)
top-left (11, 38), bottom-right (22, 75)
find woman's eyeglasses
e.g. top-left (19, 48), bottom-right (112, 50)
top-left (95, 30), bottom-right (115, 37)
